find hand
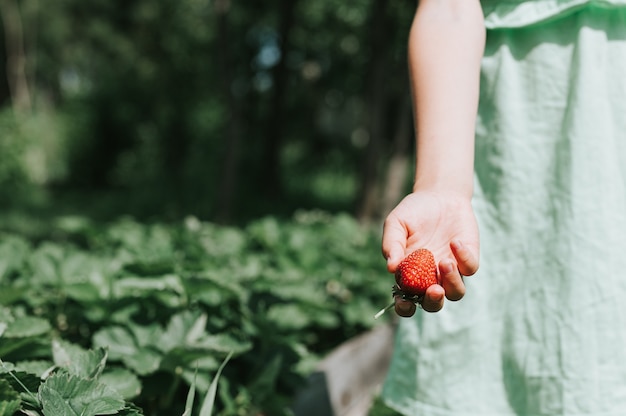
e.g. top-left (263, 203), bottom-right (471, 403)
top-left (382, 190), bottom-right (479, 314)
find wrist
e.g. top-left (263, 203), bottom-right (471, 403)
top-left (413, 162), bottom-right (474, 200)
top-left (412, 177), bottom-right (474, 200)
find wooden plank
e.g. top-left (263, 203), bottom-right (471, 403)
top-left (293, 323), bottom-right (395, 416)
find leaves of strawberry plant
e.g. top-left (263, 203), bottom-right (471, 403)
top-left (0, 234), bottom-right (30, 282)
top-left (0, 370), bottom-right (41, 395)
top-left (3, 317), bottom-right (51, 339)
top-left (52, 340), bottom-right (107, 379)
top-left (1, 211), bottom-right (388, 415)
top-left (10, 360), bottom-right (53, 378)
top-left (112, 275), bottom-right (186, 308)
top-left (92, 326), bottom-right (162, 376)
top-left (39, 385), bottom-right (79, 416)
top-left (117, 404), bottom-right (144, 416)
top-left (99, 368), bottom-right (142, 400)
top-left (0, 315), bottom-right (52, 359)
top-left (39, 372), bottom-right (125, 416)
top-left (0, 378), bottom-right (21, 416)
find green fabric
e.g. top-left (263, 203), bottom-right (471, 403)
top-left (382, 6), bottom-right (626, 416)
top-left (483, 0), bottom-right (626, 28)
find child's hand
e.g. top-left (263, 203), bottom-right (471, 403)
top-left (382, 190), bottom-right (480, 314)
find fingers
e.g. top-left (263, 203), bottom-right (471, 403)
top-left (451, 240), bottom-right (479, 276)
top-left (394, 284), bottom-right (444, 317)
top-left (436, 240), bottom-right (477, 302)
top-left (387, 238), bottom-right (479, 316)
top-left (421, 284), bottom-right (445, 312)
top-left (439, 260), bottom-right (466, 301)
top-left (382, 216), bottom-right (407, 273)
top-left (394, 296), bottom-right (417, 317)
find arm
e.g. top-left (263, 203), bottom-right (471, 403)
top-left (382, 0), bottom-right (485, 314)
top-left (411, 0), bottom-right (484, 197)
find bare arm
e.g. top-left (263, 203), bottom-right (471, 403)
top-left (382, 0), bottom-right (485, 313)
top-left (410, 0), bottom-right (485, 197)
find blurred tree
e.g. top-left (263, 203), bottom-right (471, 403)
top-left (0, 0), bottom-right (31, 114)
top-left (355, 0), bottom-right (392, 221)
top-left (0, 0), bottom-right (416, 223)
top-left (214, 0), bottom-right (242, 223)
top-left (261, 0), bottom-right (298, 200)
top-left (345, 0), bottom-right (415, 221)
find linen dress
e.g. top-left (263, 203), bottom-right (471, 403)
top-left (382, 2), bottom-right (626, 415)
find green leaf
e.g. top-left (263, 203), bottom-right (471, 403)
top-left (52, 339), bottom-right (107, 379)
top-left (183, 273), bottom-right (247, 306)
top-left (0, 371), bottom-right (41, 396)
top-left (99, 368), bottom-right (142, 400)
top-left (248, 354), bottom-right (282, 402)
top-left (27, 243), bottom-right (64, 284)
top-left (117, 404), bottom-right (144, 416)
top-left (198, 351), bottom-right (233, 416)
top-left (182, 369), bottom-right (196, 416)
top-left (0, 234), bottom-right (30, 282)
top-left (114, 275), bottom-right (184, 295)
top-left (39, 372), bottom-right (125, 416)
top-left (247, 217), bottom-right (282, 249)
top-left (63, 282), bottom-right (102, 303)
top-left (0, 338), bottom-right (39, 359)
top-left (40, 383), bottom-right (79, 416)
top-left (12, 360), bottom-right (53, 378)
top-left (119, 352), bottom-right (162, 376)
top-left (265, 304), bottom-right (310, 330)
top-left (159, 311), bottom-right (206, 352)
top-left (53, 215), bottom-right (93, 235)
top-left (92, 327), bottom-right (161, 376)
top-left (0, 308), bottom-right (12, 324)
top-left (0, 286), bottom-right (28, 308)
top-left (0, 378), bottom-right (21, 416)
top-left (126, 323), bottom-right (163, 349)
top-left (3, 316), bottom-right (51, 339)
top-left (195, 334), bottom-right (251, 355)
top-left (112, 275), bottom-right (185, 307)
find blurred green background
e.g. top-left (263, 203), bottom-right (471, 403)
top-left (0, 2), bottom-right (421, 414)
top-left (0, 0), bottom-right (416, 225)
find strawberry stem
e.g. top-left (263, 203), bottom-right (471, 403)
top-left (374, 302), bottom-right (395, 319)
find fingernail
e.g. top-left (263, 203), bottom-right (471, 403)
top-left (395, 301), bottom-right (417, 317)
top-left (441, 261), bottom-right (454, 275)
top-left (433, 292), bottom-right (444, 302)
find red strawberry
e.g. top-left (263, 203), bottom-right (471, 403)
top-left (374, 248), bottom-right (439, 319)
top-left (394, 248), bottom-right (438, 298)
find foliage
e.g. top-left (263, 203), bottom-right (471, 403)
top-left (0, 0), bottom-right (415, 222)
top-left (0, 212), bottom-right (391, 415)
top-left (0, 110), bottom-right (29, 207)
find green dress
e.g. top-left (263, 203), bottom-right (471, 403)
top-left (382, 2), bottom-right (626, 415)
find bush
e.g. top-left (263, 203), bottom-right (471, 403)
top-left (0, 211), bottom-right (391, 415)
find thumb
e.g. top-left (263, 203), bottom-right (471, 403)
top-left (382, 217), bottom-right (407, 273)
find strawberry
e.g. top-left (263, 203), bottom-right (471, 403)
top-left (374, 248), bottom-right (438, 319)
top-left (394, 248), bottom-right (438, 300)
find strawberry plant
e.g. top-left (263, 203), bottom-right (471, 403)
top-left (0, 211), bottom-right (389, 415)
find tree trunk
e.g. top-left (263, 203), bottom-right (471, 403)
top-left (0, 0), bottom-right (31, 114)
top-left (261, 0), bottom-right (297, 199)
top-left (214, 0), bottom-right (244, 223)
top-left (356, 0), bottom-right (390, 222)
top-left (380, 93), bottom-right (413, 220)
